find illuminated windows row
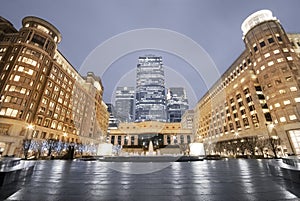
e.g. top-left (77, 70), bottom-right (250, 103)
top-left (0, 108), bottom-right (19, 117)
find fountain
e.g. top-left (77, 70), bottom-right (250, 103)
top-left (147, 141), bottom-right (154, 156)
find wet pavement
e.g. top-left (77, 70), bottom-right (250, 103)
top-left (0, 159), bottom-right (300, 201)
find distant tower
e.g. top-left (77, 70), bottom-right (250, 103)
top-left (135, 55), bottom-right (167, 122)
top-left (167, 87), bottom-right (189, 122)
top-left (114, 86), bottom-right (135, 122)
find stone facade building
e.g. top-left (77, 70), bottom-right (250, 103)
top-left (0, 16), bottom-right (109, 157)
top-left (194, 10), bottom-right (300, 156)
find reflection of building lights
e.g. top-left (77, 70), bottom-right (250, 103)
top-left (234, 132), bottom-right (239, 138)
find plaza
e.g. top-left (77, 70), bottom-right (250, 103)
top-left (1, 159), bottom-right (300, 201)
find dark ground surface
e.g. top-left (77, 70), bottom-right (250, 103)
top-left (0, 159), bottom-right (300, 201)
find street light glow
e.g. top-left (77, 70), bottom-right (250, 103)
top-left (27, 124), bottom-right (34, 130)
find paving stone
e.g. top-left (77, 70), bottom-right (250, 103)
top-left (0, 159), bottom-right (299, 201)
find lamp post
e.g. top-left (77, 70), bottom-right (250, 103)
top-left (266, 123), bottom-right (279, 158)
top-left (23, 124), bottom-right (35, 159)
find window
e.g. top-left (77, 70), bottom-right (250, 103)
top-left (290, 87), bottom-right (297, 92)
top-left (287, 56), bottom-right (293, 61)
top-left (283, 48), bottom-right (289, 52)
top-left (273, 49), bottom-right (280, 54)
top-left (286, 76), bottom-right (292, 82)
top-left (268, 61), bottom-right (274, 66)
top-left (260, 41), bottom-right (266, 48)
top-left (31, 34), bottom-right (46, 47)
top-left (295, 97), bottom-right (300, 103)
top-left (264, 53), bottom-right (270, 58)
top-left (249, 105), bottom-right (255, 111)
top-left (268, 37), bottom-right (274, 44)
top-left (284, 100), bottom-right (291, 105)
top-left (274, 103), bottom-right (280, 108)
top-left (14, 75), bottom-right (20, 82)
top-left (280, 117), bottom-right (286, 122)
top-left (289, 115), bottom-right (297, 120)
top-left (277, 36), bottom-right (283, 42)
top-left (264, 113), bottom-right (272, 122)
top-left (279, 89), bottom-right (286, 94)
top-left (275, 79), bottom-right (282, 85)
top-left (253, 45), bottom-right (258, 52)
top-left (277, 58), bottom-right (284, 63)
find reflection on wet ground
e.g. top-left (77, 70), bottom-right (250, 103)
top-left (1, 159), bottom-right (300, 201)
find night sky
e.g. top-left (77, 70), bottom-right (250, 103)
top-left (1, 0), bottom-right (300, 107)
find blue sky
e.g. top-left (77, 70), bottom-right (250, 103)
top-left (1, 0), bottom-right (300, 107)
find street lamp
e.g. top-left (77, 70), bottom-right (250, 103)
top-left (23, 123), bottom-right (35, 159)
top-left (266, 123), bottom-right (279, 158)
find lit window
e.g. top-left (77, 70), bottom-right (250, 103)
top-left (49, 101), bottom-right (55, 108)
top-left (289, 115), bottom-right (297, 120)
top-left (273, 49), bottom-right (280, 54)
top-left (253, 62), bottom-right (257, 67)
top-left (28, 69), bottom-right (34, 75)
top-left (274, 103), bottom-right (280, 108)
top-left (277, 58), bottom-right (284, 63)
top-left (287, 56), bottom-right (293, 61)
top-left (14, 75), bottom-right (20, 82)
top-left (20, 88), bottom-right (26, 94)
top-left (2, 108), bottom-right (18, 117)
top-left (280, 117), bottom-right (286, 122)
top-left (283, 48), bottom-right (289, 52)
top-left (295, 97), bottom-right (300, 102)
top-left (284, 100), bottom-right (291, 105)
top-left (264, 53), bottom-right (270, 58)
top-left (260, 65), bottom-right (265, 70)
top-left (279, 89), bottom-right (286, 94)
top-left (290, 87), bottom-right (297, 92)
top-left (18, 66), bottom-right (24, 72)
top-left (268, 61), bottom-right (274, 66)
top-left (0, 47), bottom-right (7, 52)
top-left (269, 105), bottom-right (273, 110)
top-left (42, 98), bottom-right (48, 104)
top-left (4, 96), bottom-right (11, 102)
top-left (257, 57), bottom-right (261, 62)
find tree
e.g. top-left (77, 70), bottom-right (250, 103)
top-left (267, 136), bottom-right (281, 158)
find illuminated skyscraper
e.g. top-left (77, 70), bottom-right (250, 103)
top-left (167, 87), bottom-right (189, 122)
top-left (114, 86), bottom-right (135, 122)
top-left (135, 55), bottom-right (167, 122)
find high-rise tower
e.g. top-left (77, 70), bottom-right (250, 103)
top-left (115, 86), bottom-right (135, 122)
top-left (135, 55), bottom-right (167, 122)
top-left (166, 87), bottom-right (189, 122)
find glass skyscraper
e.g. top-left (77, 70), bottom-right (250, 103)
top-left (114, 86), bottom-right (135, 122)
top-left (135, 55), bottom-right (167, 122)
top-left (166, 87), bottom-right (189, 122)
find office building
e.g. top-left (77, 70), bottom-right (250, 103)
top-left (194, 10), bottom-right (300, 156)
top-left (135, 55), bottom-right (167, 122)
top-left (114, 86), bottom-right (135, 122)
top-left (166, 87), bottom-right (189, 122)
top-left (0, 16), bottom-right (109, 157)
